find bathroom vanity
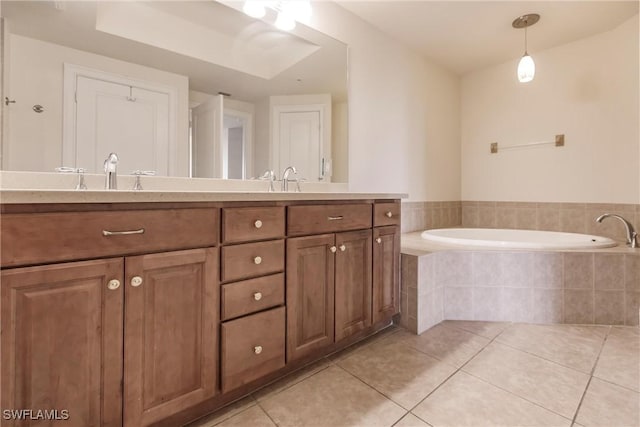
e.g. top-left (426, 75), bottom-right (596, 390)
top-left (0, 193), bottom-right (401, 427)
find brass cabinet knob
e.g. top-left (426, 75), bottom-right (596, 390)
top-left (376, 237), bottom-right (382, 244)
top-left (253, 292), bottom-right (263, 301)
top-left (254, 345), bottom-right (263, 355)
top-left (339, 244), bottom-right (346, 252)
top-left (254, 220), bottom-right (263, 229)
top-left (107, 279), bottom-right (121, 290)
top-left (329, 246), bottom-right (337, 253)
top-left (385, 211), bottom-right (393, 218)
top-left (131, 276), bottom-right (143, 287)
top-left (254, 256), bottom-right (262, 265)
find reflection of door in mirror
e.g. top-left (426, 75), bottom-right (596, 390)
top-left (271, 95), bottom-right (332, 182)
top-left (191, 95), bottom-right (223, 178)
top-left (70, 74), bottom-right (172, 175)
top-left (223, 99), bottom-right (254, 180)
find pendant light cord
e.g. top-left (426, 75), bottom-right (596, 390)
top-left (524, 22), bottom-right (528, 55)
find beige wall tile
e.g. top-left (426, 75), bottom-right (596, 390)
top-left (564, 253), bottom-right (594, 289)
top-left (625, 255), bottom-right (640, 291)
top-left (500, 252), bottom-right (532, 287)
top-left (418, 255), bottom-right (435, 294)
top-left (462, 206), bottom-right (479, 227)
top-left (515, 208), bottom-right (537, 230)
top-left (401, 255), bottom-right (418, 291)
top-left (502, 288), bottom-right (534, 323)
top-left (537, 208), bottom-right (561, 231)
top-left (495, 207), bottom-right (517, 229)
top-left (594, 290), bottom-right (625, 325)
top-left (532, 252), bottom-right (563, 288)
top-left (594, 254), bottom-right (625, 290)
top-left (564, 289), bottom-right (594, 324)
top-left (444, 287), bottom-right (473, 320)
top-left (625, 291), bottom-right (640, 326)
top-left (560, 209), bottom-right (588, 234)
top-left (472, 287), bottom-right (502, 321)
top-left (472, 252), bottom-right (502, 286)
top-left (435, 252), bottom-right (473, 286)
top-left (477, 206), bottom-right (496, 228)
top-left (419, 289), bottom-right (444, 333)
top-left (532, 289), bottom-right (564, 324)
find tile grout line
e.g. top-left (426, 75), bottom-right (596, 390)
top-left (405, 321), bottom-right (512, 425)
top-left (570, 325), bottom-right (612, 427)
top-left (254, 399), bottom-right (281, 427)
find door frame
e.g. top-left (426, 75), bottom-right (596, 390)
top-left (62, 63), bottom-right (179, 174)
top-left (223, 108), bottom-right (253, 180)
top-left (270, 103), bottom-right (329, 180)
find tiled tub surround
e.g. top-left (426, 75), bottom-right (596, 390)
top-left (401, 201), bottom-right (461, 233)
top-left (400, 246), bottom-right (640, 333)
top-left (462, 201), bottom-right (640, 244)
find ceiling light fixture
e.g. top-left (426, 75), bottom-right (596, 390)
top-left (242, 1), bottom-right (312, 31)
top-left (512, 13), bottom-right (540, 83)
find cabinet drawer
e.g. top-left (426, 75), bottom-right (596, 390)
top-left (287, 204), bottom-right (372, 236)
top-left (1, 208), bottom-right (218, 268)
top-left (222, 207), bottom-right (285, 244)
top-left (221, 273), bottom-right (284, 321)
top-left (221, 240), bottom-right (284, 282)
top-left (221, 307), bottom-right (285, 393)
top-left (374, 202), bottom-right (401, 226)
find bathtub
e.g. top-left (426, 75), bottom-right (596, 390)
top-left (420, 228), bottom-right (617, 250)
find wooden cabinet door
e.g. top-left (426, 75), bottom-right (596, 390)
top-left (124, 248), bottom-right (218, 427)
top-left (334, 229), bottom-right (372, 342)
top-left (1, 258), bottom-right (124, 427)
top-left (286, 234), bottom-right (335, 361)
top-left (373, 226), bottom-right (400, 324)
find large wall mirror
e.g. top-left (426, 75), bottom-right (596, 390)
top-left (0, 1), bottom-right (348, 182)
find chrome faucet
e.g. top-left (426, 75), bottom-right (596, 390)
top-left (281, 166), bottom-right (297, 192)
top-left (258, 170), bottom-right (276, 192)
top-left (595, 213), bottom-right (638, 248)
top-left (103, 153), bottom-right (119, 190)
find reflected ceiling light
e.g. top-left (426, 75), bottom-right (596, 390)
top-left (242, 1), bottom-right (312, 31)
top-left (512, 13), bottom-right (540, 83)
top-left (243, 1), bottom-right (266, 18)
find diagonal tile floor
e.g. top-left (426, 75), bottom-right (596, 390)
top-left (188, 322), bottom-right (640, 427)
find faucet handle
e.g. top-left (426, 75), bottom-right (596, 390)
top-left (258, 170), bottom-right (276, 192)
top-left (131, 170), bottom-right (156, 191)
top-left (55, 166), bottom-right (87, 190)
top-left (295, 178), bottom-right (307, 193)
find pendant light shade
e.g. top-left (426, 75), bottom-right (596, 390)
top-left (512, 13), bottom-right (540, 83)
top-left (517, 54), bottom-right (535, 83)
top-left (243, 1), bottom-right (266, 18)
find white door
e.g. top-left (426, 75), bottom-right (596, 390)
top-left (75, 76), bottom-right (170, 175)
top-left (277, 111), bottom-right (320, 181)
top-left (192, 95), bottom-right (223, 178)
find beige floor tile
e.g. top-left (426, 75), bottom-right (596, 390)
top-left (253, 359), bottom-right (332, 402)
top-left (327, 325), bottom-right (400, 363)
top-left (396, 323), bottom-right (490, 367)
top-left (442, 320), bottom-right (510, 339)
top-left (394, 413), bottom-right (430, 427)
top-left (575, 377), bottom-right (640, 427)
top-left (186, 396), bottom-right (256, 426)
top-left (463, 342), bottom-right (590, 419)
top-left (412, 371), bottom-right (571, 427)
top-left (496, 323), bottom-right (607, 373)
top-left (594, 327), bottom-right (640, 392)
top-left (336, 334), bottom-right (457, 409)
top-left (259, 366), bottom-right (405, 427)
top-left (213, 405), bottom-right (276, 427)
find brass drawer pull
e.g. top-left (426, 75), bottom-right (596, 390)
top-left (253, 292), bottom-right (263, 301)
top-left (376, 237), bottom-right (382, 244)
top-left (327, 216), bottom-right (344, 221)
top-left (254, 220), bottom-right (263, 229)
top-left (385, 211), bottom-right (393, 218)
top-left (107, 279), bottom-right (120, 290)
top-left (329, 246), bottom-right (337, 253)
top-left (339, 244), bottom-right (346, 252)
top-left (102, 228), bottom-right (145, 236)
top-left (254, 256), bottom-right (262, 265)
top-left (254, 345), bottom-right (263, 355)
top-left (131, 276), bottom-right (143, 287)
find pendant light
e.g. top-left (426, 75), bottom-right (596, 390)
top-left (512, 13), bottom-right (540, 83)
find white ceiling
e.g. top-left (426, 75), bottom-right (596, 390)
top-left (338, 1), bottom-right (639, 75)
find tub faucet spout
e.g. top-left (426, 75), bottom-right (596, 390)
top-left (595, 213), bottom-right (637, 248)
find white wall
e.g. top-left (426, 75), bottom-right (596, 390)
top-left (4, 34), bottom-right (190, 175)
top-left (461, 15), bottom-right (639, 204)
top-left (309, 3), bottom-right (461, 201)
